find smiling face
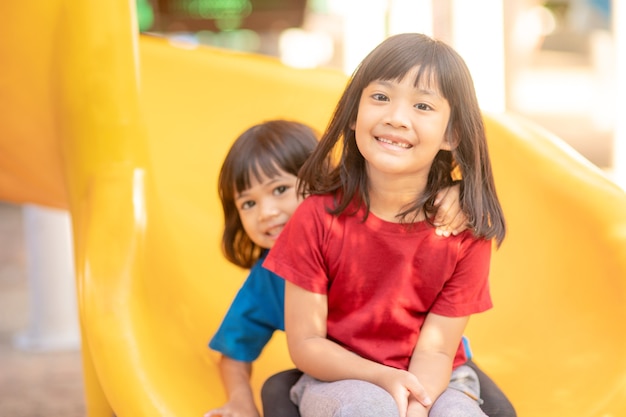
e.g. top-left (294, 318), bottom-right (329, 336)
top-left (234, 167), bottom-right (301, 250)
top-left (353, 66), bottom-right (452, 188)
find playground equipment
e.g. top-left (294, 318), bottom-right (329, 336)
top-left (2, 1), bottom-right (626, 416)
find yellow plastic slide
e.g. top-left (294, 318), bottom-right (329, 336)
top-left (2, 1), bottom-right (626, 416)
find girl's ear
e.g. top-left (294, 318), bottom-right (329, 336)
top-left (350, 120), bottom-right (356, 130)
top-left (443, 129), bottom-right (460, 151)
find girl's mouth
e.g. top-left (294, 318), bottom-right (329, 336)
top-left (266, 224), bottom-right (284, 237)
top-left (376, 136), bottom-right (412, 149)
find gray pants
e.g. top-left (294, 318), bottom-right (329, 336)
top-left (290, 365), bottom-right (486, 417)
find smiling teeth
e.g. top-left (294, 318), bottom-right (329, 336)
top-left (266, 225), bottom-right (283, 236)
top-left (377, 137), bottom-right (411, 148)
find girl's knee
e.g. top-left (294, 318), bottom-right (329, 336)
top-left (429, 389), bottom-right (486, 417)
top-left (298, 378), bottom-right (398, 417)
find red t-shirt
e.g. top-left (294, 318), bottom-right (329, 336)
top-left (264, 194), bottom-right (493, 370)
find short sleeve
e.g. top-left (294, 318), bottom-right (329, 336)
top-left (429, 236), bottom-right (493, 317)
top-left (263, 196), bottom-right (331, 294)
top-left (208, 257), bottom-right (285, 362)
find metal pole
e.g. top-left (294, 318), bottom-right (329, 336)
top-left (13, 205), bottom-right (79, 351)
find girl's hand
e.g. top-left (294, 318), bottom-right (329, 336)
top-left (204, 401), bottom-right (260, 417)
top-left (377, 367), bottom-right (431, 417)
top-left (406, 397), bottom-right (429, 417)
top-left (434, 183), bottom-right (468, 237)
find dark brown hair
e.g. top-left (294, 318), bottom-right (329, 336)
top-left (298, 33), bottom-right (506, 245)
top-left (218, 120), bottom-right (318, 268)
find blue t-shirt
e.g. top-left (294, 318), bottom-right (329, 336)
top-left (209, 252), bottom-right (285, 362)
top-left (209, 252), bottom-right (473, 362)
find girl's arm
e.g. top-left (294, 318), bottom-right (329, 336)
top-left (406, 313), bottom-right (469, 417)
top-left (285, 282), bottom-right (432, 417)
top-left (434, 183), bottom-right (467, 236)
top-left (204, 356), bottom-right (259, 417)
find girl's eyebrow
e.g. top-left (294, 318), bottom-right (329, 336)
top-left (265, 173), bottom-right (292, 183)
top-left (234, 189), bottom-right (249, 200)
top-left (369, 79), bottom-right (394, 89)
top-left (417, 87), bottom-right (440, 96)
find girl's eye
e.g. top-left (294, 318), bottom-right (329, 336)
top-left (240, 200), bottom-right (255, 210)
top-left (371, 93), bottom-right (389, 102)
top-left (273, 185), bottom-right (288, 195)
top-left (415, 103), bottom-right (433, 111)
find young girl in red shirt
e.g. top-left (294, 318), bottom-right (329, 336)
top-left (264, 33), bottom-right (508, 417)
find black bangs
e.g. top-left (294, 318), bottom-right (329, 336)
top-left (229, 120), bottom-right (318, 195)
top-left (246, 161), bottom-right (282, 192)
top-left (355, 33), bottom-right (446, 98)
top-left (233, 144), bottom-right (284, 194)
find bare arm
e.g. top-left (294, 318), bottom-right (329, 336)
top-left (434, 183), bottom-right (468, 236)
top-left (204, 356), bottom-right (260, 417)
top-left (406, 313), bottom-right (469, 417)
top-left (284, 282), bottom-right (432, 417)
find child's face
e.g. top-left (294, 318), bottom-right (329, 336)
top-left (235, 168), bottom-right (302, 250)
top-left (353, 67), bottom-right (451, 184)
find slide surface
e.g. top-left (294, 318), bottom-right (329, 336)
top-left (2, 2), bottom-right (626, 416)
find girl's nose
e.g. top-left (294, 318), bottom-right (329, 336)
top-left (259, 200), bottom-right (279, 220)
top-left (385, 102), bottom-right (410, 128)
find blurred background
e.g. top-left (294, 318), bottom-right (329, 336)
top-left (138, 0), bottom-right (618, 171)
top-left (0, 0), bottom-right (623, 416)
